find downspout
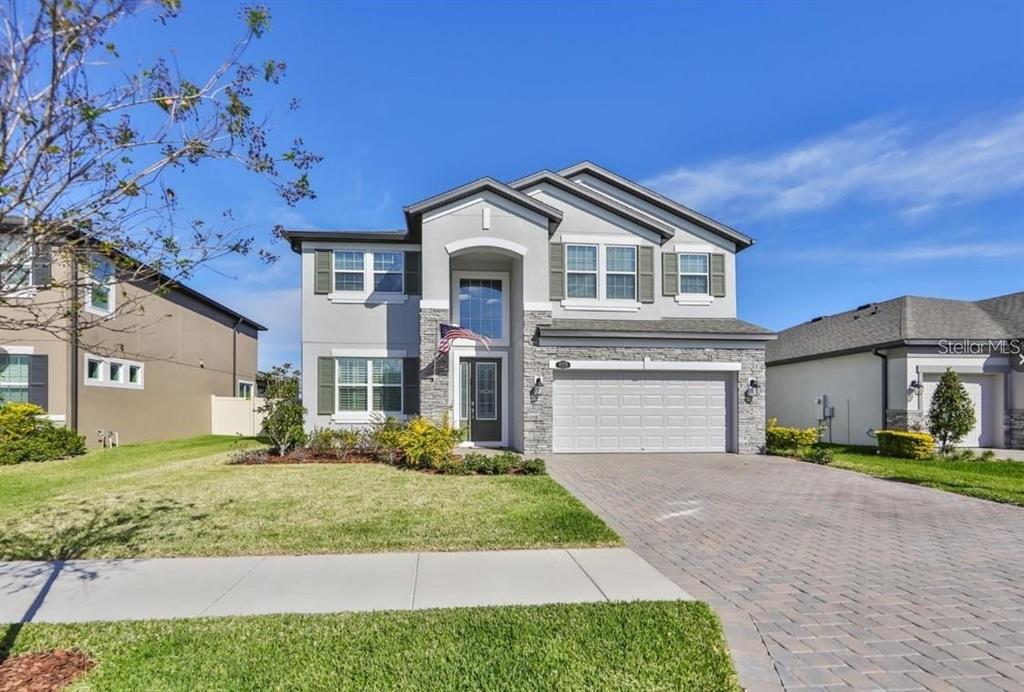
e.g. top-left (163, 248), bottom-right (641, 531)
top-left (69, 251), bottom-right (79, 432)
top-left (232, 317), bottom-right (242, 396)
top-left (872, 348), bottom-right (887, 431)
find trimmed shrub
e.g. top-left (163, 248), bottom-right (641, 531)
top-left (0, 403), bottom-right (87, 465)
top-left (927, 368), bottom-right (976, 454)
top-left (765, 418), bottom-right (818, 456)
top-left (519, 457), bottom-right (547, 475)
top-left (801, 444), bottom-right (834, 465)
top-left (368, 415), bottom-right (405, 464)
top-left (460, 452), bottom-right (489, 474)
top-left (396, 414), bottom-right (462, 469)
top-left (306, 427), bottom-right (364, 461)
top-left (876, 430), bottom-right (934, 460)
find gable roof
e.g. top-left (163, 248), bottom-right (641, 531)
top-left (403, 177), bottom-right (563, 236)
top-left (767, 292), bottom-right (1024, 365)
top-left (558, 161), bottom-right (755, 250)
top-left (508, 170), bottom-right (677, 241)
top-left (0, 219), bottom-right (267, 331)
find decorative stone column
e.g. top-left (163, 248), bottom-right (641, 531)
top-left (418, 308), bottom-right (451, 420)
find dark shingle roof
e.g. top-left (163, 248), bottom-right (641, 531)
top-left (767, 292), bottom-right (1024, 364)
top-left (539, 318), bottom-right (775, 340)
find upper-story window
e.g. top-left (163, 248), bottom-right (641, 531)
top-left (565, 244), bottom-right (598, 298)
top-left (87, 254), bottom-right (116, 314)
top-left (373, 252), bottom-right (404, 293)
top-left (334, 251), bottom-right (365, 291)
top-left (605, 246), bottom-right (636, 300)
top-left (679, 253), bottom-right (709, 295)
top-left (0, 354), bottom-right (30, 404)
top-left (458, 278), bottom-right (504, 339)
top-left (334, 250), bottom-right (403, 294)
top-left (0, 235), bottom-right (32, 290)
top-left (565, 243), bottom-right (637, 302)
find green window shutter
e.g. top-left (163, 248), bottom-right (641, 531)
top-left (28, 354), bottom-right (48, 410)
top-left (403, 358), bottom-right (420, 414)
top-left (404, 251), bottom-right (421, 295)
top-left (710, 253), bottom-right (726, 297)
top-left (662, 252), bottom-right (678, 296)
top-left (638, 246), bottom-right (655, 303)
top-left (549, 243), bottom-right (564, 301)
top-left (314, 250), bottom-right (332, 295)
top-left (31, 243), bottom-right (51, 287)
top-left (317, 356), bottom-right (335, 415)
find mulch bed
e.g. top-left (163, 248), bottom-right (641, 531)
top-left (0, 650), bottom-right (94, 692)
top-left (231, 449), bottom-right (380, 465)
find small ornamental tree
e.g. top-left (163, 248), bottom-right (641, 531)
top-left (927, 369), bottom-right (976, 454)
top-left (258, 364), bottom-right (304, 455)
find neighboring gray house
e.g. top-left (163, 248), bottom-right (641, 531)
top-left (283, 162), bottom-right (774, 454)
top-left (766, 292), bottom-right (1024, 449)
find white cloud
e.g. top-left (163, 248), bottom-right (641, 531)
top-left (788, 241), bottom-right (1024, 264)
top-left (644, 109), bottom-right (1024, 219)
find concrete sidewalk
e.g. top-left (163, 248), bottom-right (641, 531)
top-left (0, 548), bottom-right (690, 623)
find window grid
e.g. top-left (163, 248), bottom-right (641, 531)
top-left (605, 246), bottom-right (637, 300)
top-left (336, 357), bottom-right (402, 413)
top-left (679, 253), bottom-right (710, 295)
top-left (565, 244), bottom-right (598, 299)
top-left (0, 236), bottom-right (32, 290)
top-left (372, 252), bottom-right (404, 293)
top-left (334, 251), bottom-right (364, 292)
top-left (458, 278), bottom-right (503, 339)
top-left (0, 354), bottom-right (29, 404)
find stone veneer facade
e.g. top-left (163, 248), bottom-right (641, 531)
top-left (1006, 410), bottom-right (1024, 450)
top-left (885, 409), bottom-right (927, 433)
top-left (420, 307), bottom-right (767, 455)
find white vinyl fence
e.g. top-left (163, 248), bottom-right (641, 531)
top-left (211, 396), bottom-right (267, 437)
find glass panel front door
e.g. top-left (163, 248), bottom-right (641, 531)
top-left (464, 358), bottom-right (501, 442)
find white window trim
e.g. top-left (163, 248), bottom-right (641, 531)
top-left (237, 379), bottom-right (255, 399)
top-left (562, 243), bottom-right (641, 312)
top-left (678, 251), bottom-right (711, 299)
top-left (0, 237), bottom-right (36, 298)
top-left (83, 353), bottom-right (144, 389)
top-left (450, 346), bottom-right (509, 448)
top-left (328, 249), bottom-right (407, 304)
top-left (84, 254), bottom-right (116, 317)
top-left (0, 350), bottom-right (32, 404)
top-left (452, 270), bottom-right (510, 347)
top-left (334, 357), bottom-right (403, 417)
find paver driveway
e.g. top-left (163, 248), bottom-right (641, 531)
top-left (548, 453), bottom-right (1024, 692)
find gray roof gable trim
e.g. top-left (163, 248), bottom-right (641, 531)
top-left (509, 170), bottom-right (677, 242)
top-left (280, 229), bottom-right (411, 253)
top-left (767, 292), bottom-right (1024, 364)
top-left (403, 177), bottom-right (563, 234)
top-left (558, 161), bottom-right (755, 250)
top-left (540, 317), bottom-right (775, 340)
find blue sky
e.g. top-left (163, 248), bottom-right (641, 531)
top-left (112, 1), bottom-right (1023, 367)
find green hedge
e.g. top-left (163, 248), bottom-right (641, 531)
top-left (0, 403), bottom-right (87, 465)
top-left (876, 430), bottom-right (935, 459)
top-left (765, 419), bottom-right (818, 456)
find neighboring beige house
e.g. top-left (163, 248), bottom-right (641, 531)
top-left (0, 225), bottom-right (265, 447)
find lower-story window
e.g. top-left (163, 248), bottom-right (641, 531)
top-left (337, 357), bottom-right (402, 413)
top-left (0, 354), bottom-right (29, 404)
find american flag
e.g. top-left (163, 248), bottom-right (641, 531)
top-left (438, 323), bottom-right (491, 353)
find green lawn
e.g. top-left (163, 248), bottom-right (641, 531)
top-left (0, 436), bottom-right (620, 559)
top-left (3, 602), bottom-right (738, 691)
top-left (828, 445), bottom-right (1024, 506)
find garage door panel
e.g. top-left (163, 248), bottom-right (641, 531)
top-left (552, 371), bottom-right (730, 453)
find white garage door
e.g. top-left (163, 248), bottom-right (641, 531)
top-left (552, 371), bottom-right (730, 453)
top-left (922, 373), bottom-right (1000, 447)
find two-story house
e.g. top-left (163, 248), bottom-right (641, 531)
top-left (283, 162), bottom-right (774, 455)
top-left (0, 221), bottom-right (265, 446)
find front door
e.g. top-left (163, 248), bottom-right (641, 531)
top-left (460, 358), bottom-right (502, 443)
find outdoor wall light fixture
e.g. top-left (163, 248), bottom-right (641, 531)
top-left (744, 378), bottom-right (760, 403)
top-left (530, 375), bottom-right (543, 401)
top-left (908, 379), bottom-right (924, 396)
